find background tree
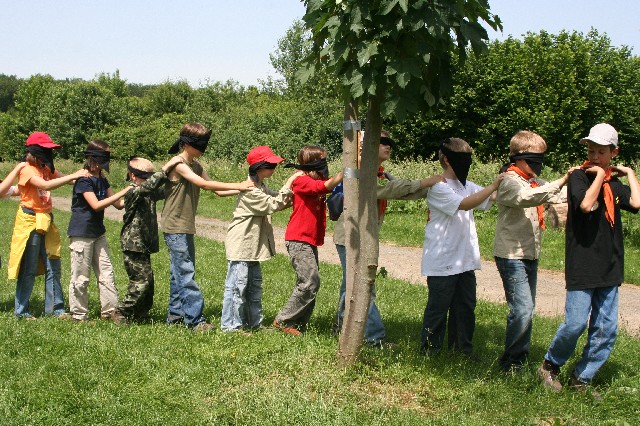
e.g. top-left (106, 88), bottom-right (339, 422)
top-left (300, 0), bottom-right (501, 366)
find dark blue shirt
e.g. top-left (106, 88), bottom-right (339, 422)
top-left (68, 175), bottom-right (110, 238)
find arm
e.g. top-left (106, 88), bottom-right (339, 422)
top-left (612, 165), bottom-right (640, 209)
top-left (28, 169), bottom-right (88, 191)
top-left (324, 171), bottom-right (344, 191)
top-left (458, 174), bottom-right (504, 211)
top-left (176, 163), bottom-right (255, 192)
top-left (377, 174), bottom-right (444, 201)
top-left (0, 162), bottom-right (26, 196)
top-left (580, 166), bottom-right (605, 213)
top-left (82, 186), bottom-right (132, 212)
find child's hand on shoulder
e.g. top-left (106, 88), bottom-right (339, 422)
top-left (238, 179), bottom-right (256, 191)
top-left (422, 174), bottom-right (445, 188)
top-left (14, 162), bottom-right (27, 172)
top-left (611, 164), bottom-right (635, 177)
top-left (72, 169), bottom-right (91, 180)
top-left (492, 172), bottom-right (506, 189)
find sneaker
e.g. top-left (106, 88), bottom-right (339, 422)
top-left (570, 375), bottom-right (603, 401)
top-left (537, 360), bottom-right (562, 392)
top-left (110, 310), bottom-right (128, 325)
top-left (193, 322), bottom-right (214, 333)
top-left (72, 317), bottom-right (95, 324)
top-left (273, 319), bottom-right (302, 336)
top-left (166, 315), bottom-right (184, 325)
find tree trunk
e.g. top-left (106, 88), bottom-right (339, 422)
top-left (338, 95), bottom-right (383, 367)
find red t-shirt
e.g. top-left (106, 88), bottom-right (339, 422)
top-left (285, 174), bottom-right (331, 246)
top-left (18, 164), bottom-right (53, 213)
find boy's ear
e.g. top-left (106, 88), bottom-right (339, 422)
top-left (612, 147), bottom-right (619, 158)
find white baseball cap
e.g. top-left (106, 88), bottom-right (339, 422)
top-left (579, 123), bottom-right (618, 147)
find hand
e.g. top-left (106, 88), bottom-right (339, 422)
top-left (492, 172), bottom-right (506, 189)
top-left (163, 156), bottom-right (183, 172)
top-left (14, 162), bottom-right (27, 172)
top-left (583, 164), bottom-right (605, 176)
top-left (238, 179), bottom-right (256, 191)
top-left (422, 174), bottom-right (446, 188)
top-left (611, 164), bottom-right (634, 177)
top-left (72, 169), bottom-right (90, 179)
top-left (292, 171), bottom-right (305, 179)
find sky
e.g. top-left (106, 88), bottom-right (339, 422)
top-left (0, 0), bottom-right (638, 87)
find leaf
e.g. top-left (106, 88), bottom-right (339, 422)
top-left (396, 71), bottom-right (411, 89)
top-left (357, 43), bottom-right (379, 67)
top-left (381, 0), bottom-right (399, 15)
top-left (398, 0), bottom-right (409, 13)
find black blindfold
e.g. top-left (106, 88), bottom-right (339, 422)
top-left (440, 144), bottom-right (472, 186)
top-left (27, 146), bottom-right (55, 173)
top-left (168, 133), bottom-right (211, 154)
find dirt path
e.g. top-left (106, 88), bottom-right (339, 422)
top-left (53, 196), bottom-right (640, 337)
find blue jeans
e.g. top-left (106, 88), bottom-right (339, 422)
top-left (221, 261), bottom-right (263, 331)
top-left (495, 257), bottom-right (538, 369)
top-left (164, 233), bottom-right (206, 326)
top-left (333, 244), bottom-right (386, 344)
top-left (544, 286), bottom-right (619, 383)
top-left (15, 230), bottom-right (66, 317)
top-left (421, 271), bottom-right (477, 355)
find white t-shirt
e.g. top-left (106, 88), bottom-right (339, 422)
top-left (421, 178), bottom-right (492, 276)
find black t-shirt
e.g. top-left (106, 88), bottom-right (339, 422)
top-left (565, 169), bottom-right (638, 289)
top-left (68, 175), bottom-right (110, 238)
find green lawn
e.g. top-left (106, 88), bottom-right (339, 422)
top-left (0, 197), bottom-right (639, 424)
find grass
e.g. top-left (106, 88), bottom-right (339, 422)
top-left (0, 195), bottom-right (639, 424)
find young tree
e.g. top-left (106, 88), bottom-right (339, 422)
top-left (300, 0), bottom-right (501, 366)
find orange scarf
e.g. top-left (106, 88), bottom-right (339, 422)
top-left (377, 167), bottom-right (388, 220)
top-left (581, 161), bottom-right (615, 228)
top-left (507, 165), bottom-right (545, 230)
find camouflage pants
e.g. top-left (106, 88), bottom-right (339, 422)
top-left (118, 251), bottom-right (154, 319)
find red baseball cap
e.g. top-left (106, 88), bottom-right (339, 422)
top-left (246, 146), bottom-right (284, 166)
top-left (25, 132), bottom-right (61, 149)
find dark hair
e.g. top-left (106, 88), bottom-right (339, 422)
top-left (297, 145), bottom-right (327, 180)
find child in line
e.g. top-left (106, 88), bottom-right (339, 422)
top-left (8, 132), bottom-right (88, 319)
top-left (161, 122), bottom-right (254, 332)
top-left (113, 156), bottom-right (183, 324)
top-left (538, 123), bottom-right (640, 399)
top-left (273, 145), bottom-right (343, 335)
top-left (494, 130), bottom-right (574, 372)
top-left (332, 130), bottom-right (441, 346)
top-left (420, 137), bottom-right (503, 356)
top-left (221, 146), bottom-right (302, 332)
top-left (68, 139), bottom-right (131, 322)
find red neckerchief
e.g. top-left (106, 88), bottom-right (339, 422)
top-left (507, 165), bottom-right (545, 230)
top-left (581, 161), bottom-right (614, 228)
top-left (378, 166), bottom-right (388, 219)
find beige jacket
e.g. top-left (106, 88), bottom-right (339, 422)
top-left (333, 178), bottom-right (428, 246)
top-left (493, 171), bottom-right (564, 260)
top-left (225, 182), bottom-right (293, 261)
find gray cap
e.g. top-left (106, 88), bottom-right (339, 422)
top-left (579, 123), bottom-right (618, 147)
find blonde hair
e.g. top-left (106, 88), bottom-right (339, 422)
top-left (509, 130), bottom-right (547, 155)
top-left (129, 157), bottom-right (155, 173)
top-left (438, 137), bottom-right (472, 167)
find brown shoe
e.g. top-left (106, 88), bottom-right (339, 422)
top-left (273, 319), bottom-right (302, 336)
top-left (56, 312), bottom-right (72, 320)
top-left (193, 322), bottom-right (214, 333)
top-left (570, 375), bottom-right (603, 401)
top-left (537, 361), bottom-right (562, 392)
top-left (110, 310), bottom-right (128, 325)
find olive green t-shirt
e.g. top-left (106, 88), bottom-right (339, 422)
top-left (160, 160), bottom-right (203, 234)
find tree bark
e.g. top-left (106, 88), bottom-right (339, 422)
top-left (338, 95), bottom-right (383, 367)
